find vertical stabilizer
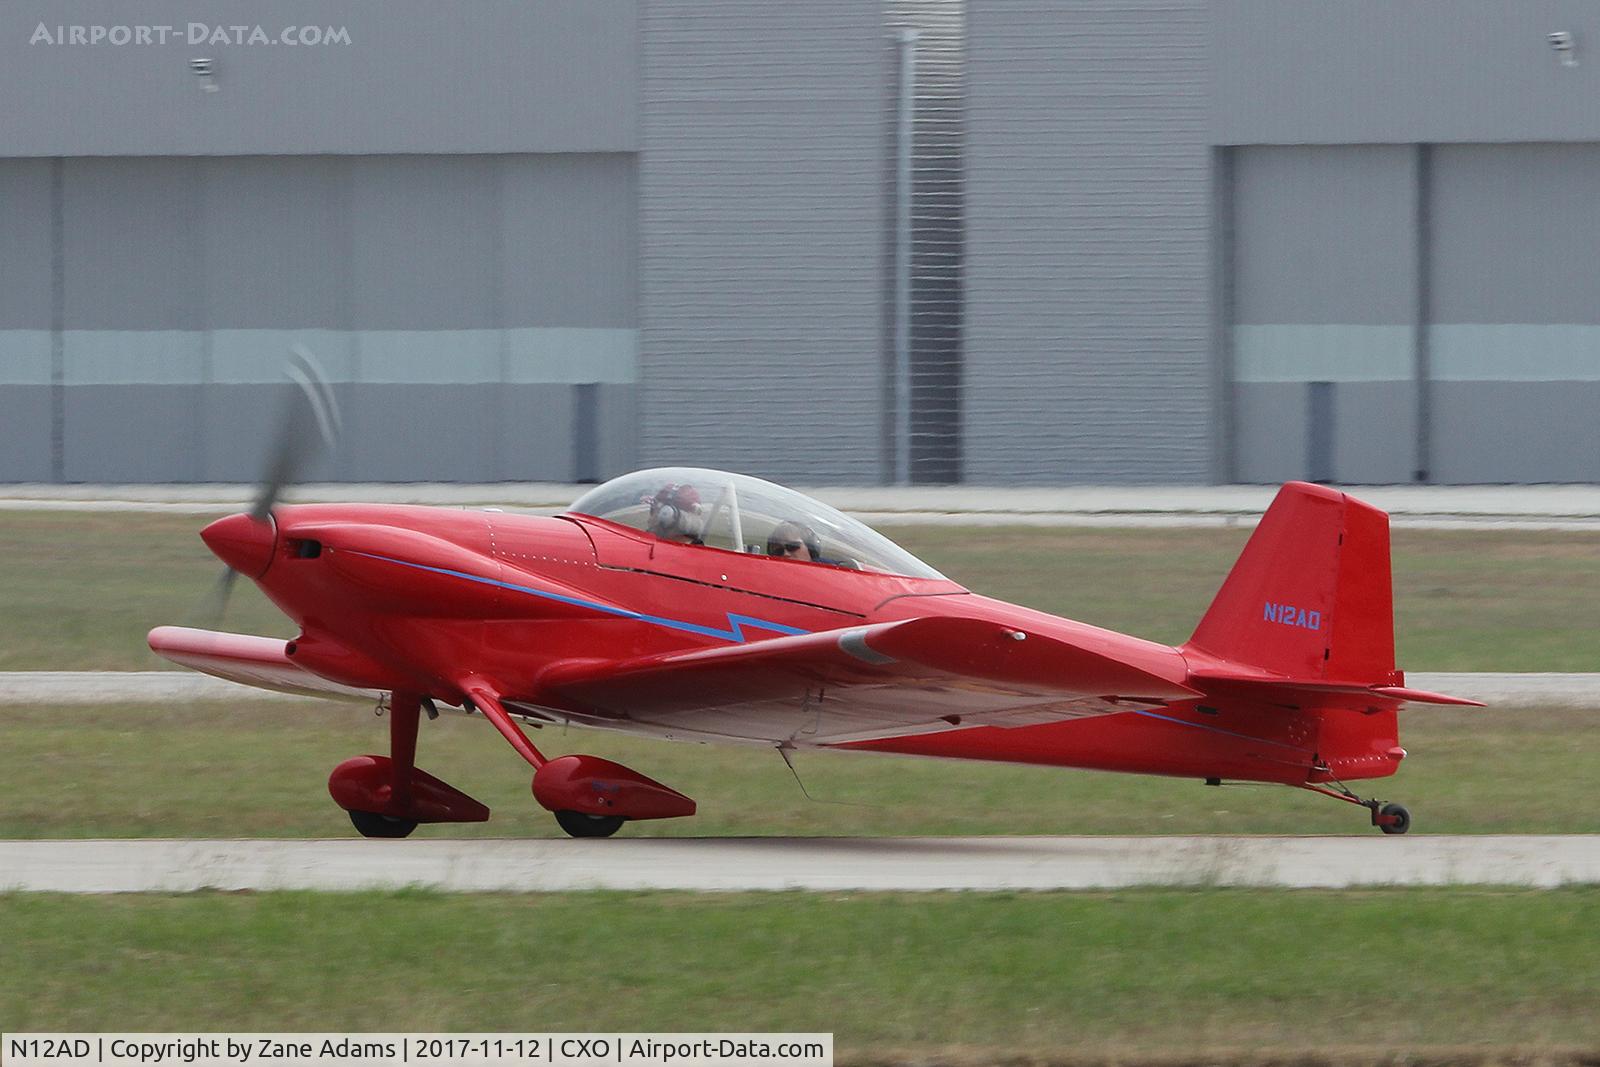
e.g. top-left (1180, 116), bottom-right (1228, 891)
top-left (1183, 482), bottom-right (1395, 682)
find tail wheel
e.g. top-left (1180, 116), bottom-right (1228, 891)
top-left (555, 810), bottom-right (626, 839)
top-left (1299, 782), bottom-right (1414, 835)
top-left (1378, 802), bottom-right (1411, 835)
top-left (349, 810), bottom-right (419, 839)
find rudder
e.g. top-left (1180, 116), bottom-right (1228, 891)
top-left (1183, 482), bottom-right (1395, 683)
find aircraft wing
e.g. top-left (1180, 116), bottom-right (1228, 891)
top-left (147, 626), bottom-right (377, 702)
top-left (532, 616), bottom-right (1199, 745)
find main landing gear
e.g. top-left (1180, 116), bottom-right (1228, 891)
top-left (329, 689), bottom-right (698, 839)
top-left (1300, 781), bottom-right (1411, 835)
top-left (328, 693), bottom-right (492, 838)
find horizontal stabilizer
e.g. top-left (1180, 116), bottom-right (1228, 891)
top-left (1188, 665), bottom-right (1486, 709)
top-left (1369, 685), bottom-right (1485, 707)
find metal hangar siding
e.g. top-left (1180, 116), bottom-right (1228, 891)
top-left (0, 0), bottom-right (1594, 484)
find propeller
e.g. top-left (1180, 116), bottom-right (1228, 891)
top-left (249, 344), bottom-right (342, 521)
top-left (188, 345), bottom-right (342, 626)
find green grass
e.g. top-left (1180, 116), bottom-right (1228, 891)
top-left (4, 889), bottom-right (1599, 1051)
top-left (6, 513), bottom-right (1595, 1060)
top-left (2, 511), bottom-right (1597, 672)
top-left (887, 524), bottom-right (1600, 672)
top-left (1, 700), bottom-right (1595, 838)
top-left (0, 510), bottom-right (293, 671)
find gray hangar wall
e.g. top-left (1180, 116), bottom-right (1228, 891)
top-left (0, 1), bottom-right (640, 483)
top-left (1216, 0), bottom-right (1600, 484)
top-left (6, 0), bottom-right (1599, 485)
top-left (964, 0), bottom-right (1212, 484)
top-left (638, 0), bottom-right (887, 485)
top-left (640, 0), bottom-right (1219, 486)
top-left (1227, 142), bottom-right (1600, 485)
top-left (961, 0), bottom-right (1600, 485)
top-left (0, 154), bottom-right (639, 483)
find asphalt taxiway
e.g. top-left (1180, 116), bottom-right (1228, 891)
top-left (3, 835), bottom-right (1597, 893)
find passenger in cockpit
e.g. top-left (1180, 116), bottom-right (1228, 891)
top-left (644, 483), bottom-right (706, 545)
top-left (767, 520), bottom-right (820, 562)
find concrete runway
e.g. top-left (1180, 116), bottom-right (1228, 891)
top-left (4, 835), bottom-right (1598, 892)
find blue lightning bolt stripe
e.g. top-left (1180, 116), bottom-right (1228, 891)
top-left (344, 550), bottom-right (810, 643)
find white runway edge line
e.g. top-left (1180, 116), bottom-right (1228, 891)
top-left (2, 672), bottom-right (1595, 707)
top-left (3, 836), bottom-right (1600, 893)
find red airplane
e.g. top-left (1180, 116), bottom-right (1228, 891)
top-left (149, 461), bottom-right (1483, 839)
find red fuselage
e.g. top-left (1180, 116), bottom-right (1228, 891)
top-left (207, 502), bottom-right (1402, 788)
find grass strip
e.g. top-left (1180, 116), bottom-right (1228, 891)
top-left (1, 512), bottom-right (1597, 672)
top-left (3, 889), bottom-right (1599, 1051)
top-left (1, 702), bottom-right (1596, 838)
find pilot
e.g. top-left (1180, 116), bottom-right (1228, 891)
top-left (645, 483), bottom-right (705, 544)
top-left (767, 520), bottom-right (821, 562)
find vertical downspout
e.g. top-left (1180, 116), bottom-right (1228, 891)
top-left (893, 30), bottom-right (918, 487)
top-left (50, 158), bottom-right (65, 484)
top-left (1211, 147), bottom-right (1237, 484)
top-left (1413, 142), bottom-right (1433, 483)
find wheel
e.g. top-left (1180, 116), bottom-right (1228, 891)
top-left (1378, 802), bottom-right (1411, 836)
top-left (349, 809), bottom-right (419, 839)
top-left (555, 809), bottom-right (626, 839)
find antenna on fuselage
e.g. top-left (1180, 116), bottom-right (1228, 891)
top-left (775, 742), bottom-right (868, 808)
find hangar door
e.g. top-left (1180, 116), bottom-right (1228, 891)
top-left (1428, 144), bottom-right (1600, 482)
top-left (0, 154), bottom-right (639, 484)
top-left (1230, 145), bottom-right (1419, 484)
top-left (1230, 143), bottom-right (1600, 484)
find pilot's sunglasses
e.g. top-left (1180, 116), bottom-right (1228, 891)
top-left (771, 541), bottom-right (804, 553)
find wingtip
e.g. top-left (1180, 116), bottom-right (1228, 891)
top-left (147, 624), bottom-right (187, 653)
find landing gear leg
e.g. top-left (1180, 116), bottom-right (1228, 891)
top-left (1300, 781), bottom-right (1411, 835)
top-left (349, 692), bottom-right (422, 839)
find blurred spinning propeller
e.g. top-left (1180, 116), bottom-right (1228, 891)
top-left (188, 344), bottom-right (341, 626)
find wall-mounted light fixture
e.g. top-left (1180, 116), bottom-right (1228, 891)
top-left (1548, 31), bottom-right (1578, 67)
top-left (189, 57), bottom-right (220, 91)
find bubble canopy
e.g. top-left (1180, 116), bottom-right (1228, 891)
top-left (568, 467), bottom-right (946, 580)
